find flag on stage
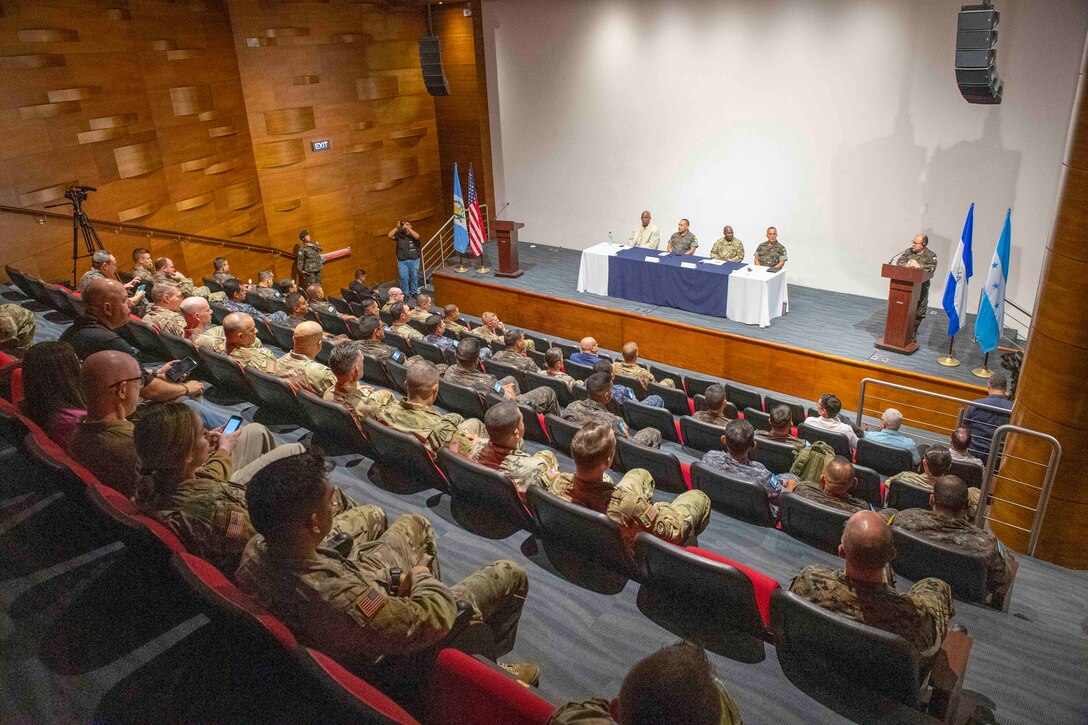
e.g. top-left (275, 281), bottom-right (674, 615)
top-left (941, 203), bottom-right (974, 337)
top-left (467, 163), bottom-right (485, 256)
top-left (452, 163), bottom-right (469, 254)
top-left (974, 208), bottom-right (1011, 354)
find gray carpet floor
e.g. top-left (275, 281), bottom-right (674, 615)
top-left (2, 293), bottom-right (1084, 725)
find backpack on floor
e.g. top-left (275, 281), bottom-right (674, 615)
top-left (790, 441), bottom-right (837, 483)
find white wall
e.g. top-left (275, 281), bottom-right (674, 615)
top-left (481, 0), bottom-right (1088, 310)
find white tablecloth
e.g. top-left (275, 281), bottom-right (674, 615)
top-left (576, 241), bottom-right (624, 295)
top-left (726, 267), bottom-right (789, 327)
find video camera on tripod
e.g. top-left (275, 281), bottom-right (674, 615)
top-left (64, 184), bottom-right (97, 205)
top-left (46, 184), bottom-right (104, 286)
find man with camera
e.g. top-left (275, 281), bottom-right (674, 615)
top-left (387, 220), bottom-right (421, 298)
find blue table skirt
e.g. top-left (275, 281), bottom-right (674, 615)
top-left (607, 248), bottom-right (745, 317)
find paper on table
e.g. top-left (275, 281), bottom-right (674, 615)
top-left (702, 259), bottom-right (728, 266)
top-left (645, 257), bottom-right (660, 264)
top-left (680, 262), bottom-right (698, 269)
top-left (657, 251), bottom-right (670, 256)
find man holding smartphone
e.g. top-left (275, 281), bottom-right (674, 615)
top-left (387, 220), bottom-right (421, 297)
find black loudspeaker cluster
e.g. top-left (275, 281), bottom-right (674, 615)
top-left (419, 36), bottom-right (450, 97)
top-left (956, 3), bottom-right (1002, 104)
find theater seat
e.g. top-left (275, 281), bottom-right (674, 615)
top-left (683, 374), bottom-right (720, 399)
top-left (851, 464), bottom-right (883, 507)
top-left (778, 491), bottom-right (852, 553)
top-left (614, 437), bottom-right (689, 493)
top-left (414, 339), bottom-right (447, 365)
top-left (362, 418), bottom-right (450, 493)
top-left (198, 348), bottom-right (260, 405)
top-left (526, 485), bottom-right (633, 576)
top-left (798, 421), bottom-right (852, 457)
top-left (725, 383), bottom-right (762, 414)
top-left (623, 400), bottom-right (680, 443)
top-left (297, 648), bottom-right (421, 725)
top-left (244, 367), bottom-right (311, 427)
top-left (690, 461), bottom-right (775, 526)
top-left (436, 448), bottom-right (534, 530)
top-left (269, 323), bottom-right (296, 351)
top-left (160, 332), bottom-right (206, 380)
top-left (743, 407), bottom-right (772, 432)
top-left (948, 459), bottom-right (984, 490)
top-left (125, 318), bottom-right (169, 361)
top-left (437, 379), bottom-right (487, 419)
top-left (422, 649), bottom-right (555, 725)
top-left (296, 389), bottom-right (377, 460)
top-left (891, 527), bottom-right (989, 604)
top-left (544, 414), bottom-right (581, 456)
top-left (887, 477), bottom-right (933, 510)
top-left (362, 353), bottom-right (398, 390)
top-left (678, 415), bottom-right (726, 453)
top-left (563, 359), bottom-right (593, 381)
top-left (750, 437), bottom-right (796, 475)
top-left (482, 358), bottom-right (528, 393)
top-left (857, 437), bottom-right (915, 477)
top-left (525, 371), bottom-right (574, 407)
top-left (648, 382), bottom-right (691, 417)
top-left (763, 395), bottom-right (806, 426)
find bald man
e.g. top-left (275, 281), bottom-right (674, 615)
top-left (569, 336), bottom-right (600, 367)
top-left (381, 286), bottom-right (405, 314)
top-left (788, 456), bottom-right (894, 520)
top-left (409, 293), bottom-right (434, 323)
top-left (224, 313), bottom-right (277, 373)
top-left (627, 210), bottom-right (660, 249)
top-left (142, 283), bottom-right (186, 337)
top-left (273, 320), bottom-right (336, 396)
top-left (789, 510), bottom-right (954, 659)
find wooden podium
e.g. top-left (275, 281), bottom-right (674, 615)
top-left (493, 220), bottom-right (524, 278)
top-left (876, 263), bottom-right (932, 354)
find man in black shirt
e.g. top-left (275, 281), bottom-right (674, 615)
top-left (387, 220), bottom-right (421, 297)
top-left (348, 268), bottom-right (380, 304)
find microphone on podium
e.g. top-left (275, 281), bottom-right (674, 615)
top-left (494, 201), bottom-right (511, 220)
top-left (888, 247), bottom-right (911, 264)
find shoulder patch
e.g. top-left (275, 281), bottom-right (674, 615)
top-left (226, 510), bottom-right (246, 539)
top-left (354, 587), bottom-right (387, 619)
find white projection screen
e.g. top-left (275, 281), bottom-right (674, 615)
top-left (481, 0), bottom-right (1088, 307)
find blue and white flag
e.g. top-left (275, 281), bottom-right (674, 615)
top-left (941, 203), bottom-right (974, 337)
top-left (974, 209), bottom-right (1011, 354)
top-left (452, 163), bottom-right (469, 254)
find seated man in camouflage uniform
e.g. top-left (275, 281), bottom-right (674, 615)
top-left (306, 284), bottom-right (353, 321)
top-left (562, 372), bottom-right (661, 449)
top-left (473, 311), bottom-right (506, 346)
top-left (153, 256), bottom-right (220, 301)
top-left (182, 296), bottom-right (261, 354)
top-left (442, 303), bottom-right (469, 337)
top-left (666, 218), bottom-right (699, 256)
top-left (551, 421), bottom-right (710, 555)
top-left (465, 402), bottom-right (560, 502)
top-left (381, 286), bottom-right (405, 314)
top-left (701, 419), bottom-right (784, 515)
top-left (442, 336), bottom-right (558, 415)
top-left (891, 475), bottom-right (1013, 605)
top-left (130, 247), bottom-right (155, 285)
top-left (223, 280), bottom-right (288, 325)
top-left (755, 404), bottom-right (805, 450)
top-left (224, 312), bottom-right (278, 372)
top-left (612, 342), bottom-right (675, 394)
top-left (789, 510), bottom-right (955, 661)
top-left (324, 342), bottom-right (396, 424)
top-left (492, 329), bottom-right (540, 372)
top-left (592, 358), bottom-right (665, 410)
top-left (355, 315), bottom-right (401, 361)
top-left (544, 347), bottom-right (580, 391)
top-left (211, 256), bottom-right (238, 286)
top-left (273, 321), bottom-right (336, 396)
top-left (357, 298), bottom-right (379, 320)
top-left (0, 303), bottom-right (36, 357)
top-left (409, 293), bottom-right (435, 323)
top-left (753, 227), bottom-right (788, 271)
top-left (253, 270), bottom-right (278, 298)
top-left (691, 383), bottom-right (732, 427)
top-left (547, 642), bottom-right (742, 725)
top-left (235, 449), bottom-right (538, 686)
top-left (283, 292), bottom-right (312, 329)
top-left (886, 444), bottom-right (981, 518)
top-left (709, 225), bottom-right (745, 262)
top-left (789, 456), bottom-right (895, 522)
top-left (142, 283), bottom-right (187, 337)
top-left (376, 360), bottom-right (485, 455)
top-left (388, 301), bottom-right (423, 342)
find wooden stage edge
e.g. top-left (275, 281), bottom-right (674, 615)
top-left (433, 270), bottom-right (988, 431)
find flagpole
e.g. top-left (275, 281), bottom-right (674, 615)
top-left (456, 251), bottom-right (467, 273)
top-left (475, 245), bottom-right (490, 274)
top-left (937, 335), bottom-right (960, 367)
top-left (972, 351), bottom-right (993, 378)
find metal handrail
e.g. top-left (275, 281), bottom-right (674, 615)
top-left (855, 377), bottom-right (1016, 432)
top-left (975, 425), bottom-right (1061, 556)
top-left (419, 203), bottom-right (489, 287)
top-left (0, 203), bottom-right (295, 260)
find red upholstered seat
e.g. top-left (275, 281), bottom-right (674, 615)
top-left (423, 649), bottom-right (556, 725)
top-left (10, 366), bottom-right (23, 404)
top-left (302, 648), bottom-right (420, 725)
top-left (680, 461), bottom-right (692, 489)
top-left (685, 546), bottom-right (780, 626)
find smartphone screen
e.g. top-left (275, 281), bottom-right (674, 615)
top-left (222, 415), bottom-right (243, 434)
top-left (165, 357), bottom-right (198, 382)
top-left (392, 350), bottom-right (404, 363)
top-left (493, 381), bottom-right (504, 393)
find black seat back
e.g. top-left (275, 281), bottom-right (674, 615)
top-left (649, 365), bottom-right (683, 388)
top-left (678, 416), bottom-right (726, 453)
top-left (725, 384), bottom-right (762, 414)
top-left (316, 308), bottom-right (350, 336)
top-left (743, 407), bottom-right (772, 432)
top-left (245, 367), bottom-right (311, 427)
top-left (296, 390), bottom-right (375, 458)
top-left (340, 287), bottom-right (361, 304)
top-left (245, 291), bottom-right (273, 313)
top-left (891, 527), bottom-right (989, 603)
top-left (209, 302), bottom-right (230, 326)
top-left (361, 354), bottom-right (397, 390)
top-left (778, 492), bottom-right (852, 553)
top-left (550, 340), bottom-right (578, 359)
top-left (614, 437), bottom-right (686, 494)
top-left (269, 323), bottom-right (296, 351)
top-left (563, 359), bottom-right (593, 382)
top-left (648, 383), bottom-right (691, 417)
top-left (690, 461), bottom-right (775, 526)
top-left (414, 339), bottom-right (447, 365)
top-left (770, 589), bottom-right (922, 706)
top-left (949, 459), bottom-right (984, 489)
top-left (361, 418), bottom-right (449, 492)
top-left (383, 329), bottom-right (413, 354)
top-left (525, 486), bottom-right (631, 575)
top-left (125, 319), bottom-right (169, 360)
top-left (197, 348), bottom-right (259, 403)
top-left (203, 277), bottom-right (224, 293)
top-left (693, 395), bottom-right (738, 419)
top-left (856, 437), bottom-right (914, 477)
top-left (682, 374), bottom-right (719, 399)
top-left (797, 421), bottom-right (852, 457)
top-left (160, 332), bottom-right (205, 379)
top-left (850, 464), bottom-right (883, 507)
top-left (750, 437), bottom-right (796, 475)
top-left (887, 478), bottom-right (933, 511)
top-left (482, 358), bottom-right (528, 392)
top-left (43, 284), bottom-right (76, 317)
top-left (623, 400), bottom-right (679, 443)
top-left (525, 370), bottom-right (573, 407)
top-left (763, 395), bottom-right (805, 426)
top-left (437, 379), bottom-right (486, 419)
top-left (437, 449), bottom-right (532, 529)
top-left (385, 360), bottom-right (407, 393)
top-left (544, 414), bottom-right (582, 456)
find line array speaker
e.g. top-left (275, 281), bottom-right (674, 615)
top-left (956, 4), bottom-right (1002, 104)
top-left (419, 36), bottom-right (450, 97)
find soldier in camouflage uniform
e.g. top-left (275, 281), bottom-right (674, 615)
top-left (356, 315), bottom-right (400, 360)
top-left (886, 445), bottom-right (980, 519)
top-left (130, 247), bottom-right (155, 285)
top-left (754, 404), bottom-right (806, 450)
top-left (896, 233), bottom-right (939, 332)
top-left (297, 230), bottom-right (324, 287)
top-left (235, 449), bottom-right (536, 686)
top-left (790, 456), bottom-right (896, 521)
top-left (465, 402), bottom-right (561, 501)
top-left (324, 342), bottom-right (397, 423)
top-left (666, 218), bottom-right (699, 255)
top-left (551, 421), bottom-right (710, 555)
top-left (709, 226), bottom-right (745, 262)
top-left (211, 257), bottom-right (238, 286)
top-left (890, 475), bottom-right (1012, 604)
top-left (563, 372), bottom-right (662, 448)
top-left (376, 360), bottom-right (486, 454)
top-left (253, 270), bottom-right (278, 298)
top-left (0, 303), bottom-right (36, 357)
top-left (790, 510), bottom-right (955, 660)
top-left (754, 227), bottom-right (788, 270)
top-left (473, 311), bottom-right (506, 346)
top-left (224, 312), bottom-right (278, 373)
top-left (381, 287), bottom-right (405, 314)
top-left (442, 337), bottom-right (559, 415)
top-left (442, 304), bottom-right (469, 337)
top-left (153, 256), bottom-right (221, 301)
top-left (389, 301), bottom-right (423, 341)
top-left (691, 383), bottom-right (732, 426)
top-left (409, 294), bottom-right (435, 323)
top-left (274, 321), bottom-right (336, 396)
top-left (544, 347), bottom-right (580, 391)
top-left (492, 329), bottom-right (541, 372)
top-left (142, 283), bottom-right (187, 337)
top-left (612, 342), bottom-right (675, 393)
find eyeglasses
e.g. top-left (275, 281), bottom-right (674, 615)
top-left (110, 369), bottom-right (154, 389)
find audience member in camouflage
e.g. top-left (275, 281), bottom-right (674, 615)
top-left (754, 404), bottom-right (806, 450)
top-left (381, 287), bottom-right (405, 314)
top-left (544, 347), bottom-right (580, 391)
top-left (224, 313), bottom-right (277, 372)
top-left (376, 360), bottom-right (485, 454)
top-left (788, 456), bottom-right (895, 522)
top-left (790, 510), bottom-right (954, 660)
top-left (142, 283), bottom-right (187, 336)
top-left (886, 445), bottom-right (980, 518)
top-left (891, 475), bottom-right (1013, 604)
top-left (442, 337), bottom-right (558, 415)
top-left (274, 321), bottom-right (336, 396)
top-left (442, 304), bottom-right (469, 336)
top-left (691, 383), bottom-right (733, 426)
top-left (130, 247), bottom-right (155, 284)
top-left (896, 233), bottom-right (939, 331)
top-left (153, 256), bottom-right (219, 300)
top-left (754, 228), bottom-right (788, 270)
top-left (236, 450), bottom-right (534, 681)
top-left (183, 297), bottom-right (228, 352)
top-left (389, 301), bottom-right (423, 341)
top-left (709, 226), bottom-right (745, 262)
top-left (252, 270), bottom-right (278, 298)
top-left (465, 403), bottom-right (561, 500)
top-left (612, 341), bottom-right (675, 393)
top-left (0, 303), bottom-right (36, 356)
top-left (666, 218), bottom-right (699, 255)
top-left (473, 312), bottom-right (506, 345)
top-left (551, 422), bottom-right (710, 554)
top-left (409, 294), bottom-right (435, 323)
top-left (563, 372), bottom-right (662, 448)
top-left (356, 316), bottom-right (399, 360)
top-left (211, 257), bottom-right (238, 286)
top-left (324, 342), bottom-right (397, 423)
top-left (492, 329), bottom-right (541, 372)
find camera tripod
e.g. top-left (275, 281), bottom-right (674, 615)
top-left (45, 185), bottom-right (103, 287)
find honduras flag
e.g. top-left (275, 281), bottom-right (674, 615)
top-left (941, 203), bottom-right (974, 336)
top-left (974, 209), bottom-right (1011, 354)
top-left (452, 163), bottom-right (469, 254)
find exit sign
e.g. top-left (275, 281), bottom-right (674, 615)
top-left (311, 139), bottom-right (331, 152)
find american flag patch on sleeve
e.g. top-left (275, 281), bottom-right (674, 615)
top-left (355, 587), bottom-right (387, 619)
top-left (226, 511), bottom-right (246, 539)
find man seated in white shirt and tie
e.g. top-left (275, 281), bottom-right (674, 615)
top-left (627, 210), bottom-right (660, 249)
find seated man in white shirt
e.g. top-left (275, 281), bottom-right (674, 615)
top-left (806, 393), bottom-right (859, 453)
top-left (627, 210), bottom-right (660, 249)
top-left (862, 408), bottom-right (920, 466)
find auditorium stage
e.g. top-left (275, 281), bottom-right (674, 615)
top-left (433, 242), bottom-right (998, 387)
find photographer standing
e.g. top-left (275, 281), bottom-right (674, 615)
top-left (297, 229), bottom-right (324, 287)
top-left (387, 220), bottom-right (421, 297)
